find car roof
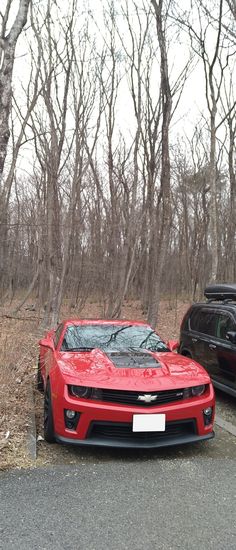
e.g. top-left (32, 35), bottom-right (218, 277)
top-left (61, 319), bottom-right (150, 327)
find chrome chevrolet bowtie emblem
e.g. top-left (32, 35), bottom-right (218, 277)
top-left (138, 393), bottom-right (157, 403)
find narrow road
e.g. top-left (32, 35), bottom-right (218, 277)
top-left (1, 453), bottom-right (236, 550)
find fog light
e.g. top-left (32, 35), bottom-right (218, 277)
top-left (65, 409), bottom-right (76, 419)
top-left (204, 407), bottom-right (212, 416)
top-left (64, 410), bottom-right (80, 430)
top-left (203, 407), bottom-right (213, 426)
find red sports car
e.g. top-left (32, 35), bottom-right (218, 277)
top-left (38, 320), bottom-right (215, 448)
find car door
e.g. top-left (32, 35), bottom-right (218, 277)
top-left (188, 308), bottom-right (218, 372)
top-left (213, 312), bottom-right (236, 391)
top-left (181, 307), bottom-right (205, 363)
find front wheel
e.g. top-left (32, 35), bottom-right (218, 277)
top-left (36, 358), bottom-right (44, 392)
top-left (44, 381), bottom-right (55, 443)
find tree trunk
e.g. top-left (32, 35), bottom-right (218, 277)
top-left (0, 0), bottom-right (30, 184)
top-left (148, 0), bottom-right (172, 328)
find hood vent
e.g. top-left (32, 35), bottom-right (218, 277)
top-left (105, 350), bottom-right (161, 369)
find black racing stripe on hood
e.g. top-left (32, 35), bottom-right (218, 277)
top-left (105, 350), bottom-right (161, 369)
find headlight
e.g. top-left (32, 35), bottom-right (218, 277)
top-left (183, 385), bottom-right (206, 398)
top-left (69, 385), bottom-right (92, 398)
top-left (191, 385), bottom-right (205, 396)
top-left (68, 385), bottom-right (102, 400)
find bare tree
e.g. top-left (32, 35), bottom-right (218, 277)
top-left (221, 71), bottom-right (236, 280)
top-left (112, 0), bottom-right (153, 318)
top-left (1, 0), bottom-right (236, 321)
top-left (0, 0), bottom-right (31, 292)
top-left (0, 0), bottom-right (30, 183)
top-left (226, 0), bottom-right (236, 20)
top-left (173, 0), bottom-right (235, 282)
top-left (146, 0), bottom-right (172, 328)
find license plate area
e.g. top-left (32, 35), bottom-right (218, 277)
top-left (132, 414), bottom-right (166, 432)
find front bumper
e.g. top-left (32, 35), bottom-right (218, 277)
top-left (52, 383), bottom-right (215, 449)
top-left (55, 423), bottom-right (214, 449)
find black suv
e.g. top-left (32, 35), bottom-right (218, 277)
top-left (179, 284), bottom-right (236, 398)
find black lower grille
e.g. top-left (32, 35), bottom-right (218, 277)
top-left (99, 388), bottom-right (184, 407)
top-left (88, 419), bottom-right (197, 443)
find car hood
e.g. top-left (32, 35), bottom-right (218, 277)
top-left (57, 349), bottom-right (210, 390)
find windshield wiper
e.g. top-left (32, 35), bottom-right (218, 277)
top-left (147, 346), bottom-right (167, 352)
top-left (62, 347), bottom-right (94, 352)
top-left (103, 325), bottom-right (133, 346)
top-left (139, 331), bottom-right (167, 352)
top-left (139, 330), bottom-right (156, 348)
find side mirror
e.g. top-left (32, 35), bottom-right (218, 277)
top-left (226, 331), bottom-right (236, 345)
top-left (39, 338), bottom-right (54, 351)
top-left (167, 340), bottom-right (179, 352)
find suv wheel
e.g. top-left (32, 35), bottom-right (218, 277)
top-left (181, 350), bottom-right (192, 359)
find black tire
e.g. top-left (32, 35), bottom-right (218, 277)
top-left (44, 380), bottom-right (55, 443)
top-left (36, 358), bottom-right (44, 392)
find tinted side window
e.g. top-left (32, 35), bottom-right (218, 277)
top-left (215, 313), bottom-right (236, 340)
top-left (181, 310), bottom-right (190, 331)
top-left (196, 310), bottom-right (217, 336)
top-left (189, 309), bottom-right (201, 331)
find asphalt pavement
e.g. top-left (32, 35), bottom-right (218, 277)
top-left (1, 457), bottom-right (236, 550)
top-left (1, 390), bottom-right (236, 550)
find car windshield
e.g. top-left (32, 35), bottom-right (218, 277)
top-left (60, 324), bottom-right (169, 353)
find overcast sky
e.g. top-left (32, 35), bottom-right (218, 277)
top-left (3, 0), bottom-right (236, 177)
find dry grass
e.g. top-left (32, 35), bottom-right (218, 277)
top-left (0, 313), bottom-right (40, 469)
top-left (0, 297), bottom-right (190, 470)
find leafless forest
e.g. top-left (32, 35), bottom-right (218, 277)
top-left (0, 0), bottom-right (236, 328)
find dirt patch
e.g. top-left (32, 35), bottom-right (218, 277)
top-left (0, 298), bottom-right (190, 470)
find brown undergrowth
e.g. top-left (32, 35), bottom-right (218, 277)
top-left (0, 297), bottom-right (190, 470)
